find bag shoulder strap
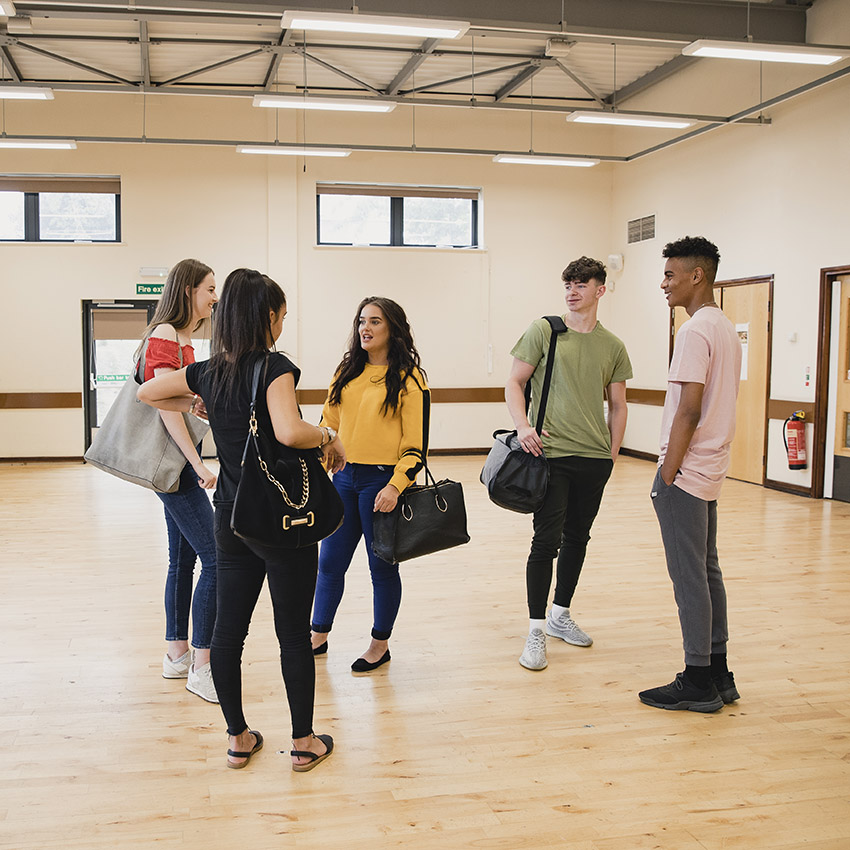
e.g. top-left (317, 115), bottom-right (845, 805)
top-left (525, 315), bottom-right (568, 434)
top-left (399, 383), bottom-right (433, 486)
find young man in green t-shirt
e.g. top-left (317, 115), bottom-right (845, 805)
top-left (506, 256), bottom-right (632, 670)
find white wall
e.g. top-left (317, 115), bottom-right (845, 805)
top-left (0, 95), bottom-right (613, 455)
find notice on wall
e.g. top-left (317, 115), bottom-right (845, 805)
top-left (736, 323), bottom-right (749, 381)
top-left (136, 282), bottom-right (164, 295)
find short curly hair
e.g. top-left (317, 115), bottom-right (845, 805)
top-left (662, 236), bottom-right (720, 283)
top-left (561, 256), bottom-right (606, 285)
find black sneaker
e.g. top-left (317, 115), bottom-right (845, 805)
top-left (712, 671), bottom-right (740, 704)
top-left (638, 672), bottom-right (724, 713)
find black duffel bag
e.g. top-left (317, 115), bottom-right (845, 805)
top-left (479, 429), bottom-right (549, 514)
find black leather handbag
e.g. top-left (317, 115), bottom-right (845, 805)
top-left (480, 316), bottom-right (567, 514)
top-left (231, 357), bottom-right (344, 550)
top-left (372, 451), bottom-right (470, 563)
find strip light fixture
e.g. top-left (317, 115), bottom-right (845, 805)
top-left (0, 138), bottom-right (76, 149)
top-left (281, 10), bottom-right (469, 40)
top-left (683, 39), bottom-right (848, 66)
top-left (567, 111), bottom-right (694, 129)
top-left (237, 145), bottom-right (351, 157)
top-left (494, 154), bottom-right (599, 167)
top-left (253, 94), bottom-right (395, 113)
top-left (0, 1), bottom-right (16, 16)
top-left (0, 86), bottom-right (54, 100)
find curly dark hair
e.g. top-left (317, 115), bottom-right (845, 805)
top-left (662, 236), bottom-right (720, 283)
top-left (561, 256), bottom-right (607, 285)
top-left (328, 296), bottom-right (425, 415)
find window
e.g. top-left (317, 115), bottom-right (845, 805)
top-left (0, 175), bottom-right (121, 242)
top-left (317, 184), bottom-right (479, 248)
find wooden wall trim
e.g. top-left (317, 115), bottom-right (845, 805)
top-left (296, 387), bottom-right (506, 405)
top-left (0, 393), bottom-right (82, 409)
top-left (767, 400), bottom-right (815, 421)
top-left (627, 388), bottom-right (666, 406)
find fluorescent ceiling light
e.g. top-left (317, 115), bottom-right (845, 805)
top-left (0, 1), bottom-right (16, 17)
top-left (0, 86), bottom-right (54, 100)
top-left (237, 145), bottom-right (351, 157)
top-left (253, 94), bottom-right (395, 113)
top-left (494, 154), bottom-right (598, 167)
top-left (281, 10), bottom-right (469, 39)
top-left (0, 138), bottom-right (76, 149)
top-left (683, 39), bottom-right (848, 66)
top-left (567, 111), bottom-right (694, 129)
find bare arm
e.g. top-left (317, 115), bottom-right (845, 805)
top-left (267, 373), bottom-right (346, 472)
top-left (660, 381), bottom-right (704, 485)
top-left (505, 357), bottom-right (548, 456)
top-left (606, 381), bottom-right (628, 461)
top-left (136, 367), bottom-right (217, 489)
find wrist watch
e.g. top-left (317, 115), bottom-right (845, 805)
top-left (325, 427), bottom-right (337, 443)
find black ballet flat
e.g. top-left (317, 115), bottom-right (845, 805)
top-left (312, 641), bottom-right (328, 656)
top-left (351, 649), bottom-right (390, 673)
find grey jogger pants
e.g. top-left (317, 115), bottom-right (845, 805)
top-left (650, 469), bottom-right (729, 666)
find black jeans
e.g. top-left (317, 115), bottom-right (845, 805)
top-left (525, 455), bottom-right (613, 619)
top-left (211, 507), bottom-right (318, 739)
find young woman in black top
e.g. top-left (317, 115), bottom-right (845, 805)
top-left (138, 268), bottom-right (344, 772)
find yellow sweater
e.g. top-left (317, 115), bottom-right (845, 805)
top-left (321, 364), bottom-right (428, 493)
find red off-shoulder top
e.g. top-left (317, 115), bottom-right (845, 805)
top-left (142, 337), bottom-right (195, 382)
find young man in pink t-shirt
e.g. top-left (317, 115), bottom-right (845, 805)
top-left (639, 236), bottom-right (742, 713)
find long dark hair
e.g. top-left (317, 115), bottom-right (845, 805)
top-left (206, 268), bottom-right (286, 406)
top-left (328, 296), bottom-right (425, 415)
top-left (137, 258), bottom-right (213, 355)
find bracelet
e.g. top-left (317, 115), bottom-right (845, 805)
top-left (189, 395), bottom-right (199, 415)
top-left (318, 426), bottom-right (327, 447)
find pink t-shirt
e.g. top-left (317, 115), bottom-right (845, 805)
top-left (659, 306), bottom-right (742, 501)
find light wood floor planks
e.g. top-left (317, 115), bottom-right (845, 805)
top-left (1, 456), bottom-right (848, 850)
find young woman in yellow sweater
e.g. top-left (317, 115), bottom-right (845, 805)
top-left (311, 297), bottom-right (428, 672)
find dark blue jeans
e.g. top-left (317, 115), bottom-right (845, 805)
top-left (156, 461), bottom-right (217, 648)
top-left (311, 463), bottom-right (401, 641)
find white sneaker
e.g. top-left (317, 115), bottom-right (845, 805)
top-left (162, 649), bottom-right (191, 679)
top-left (519, 628), bottom-right (548, 670)
top-left (546, 611), bottom-right (593, 646)
top-left (186, 661), bottom-right (219, 703)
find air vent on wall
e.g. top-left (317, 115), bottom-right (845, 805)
top-left (627, 214), bottom-right (656, 244)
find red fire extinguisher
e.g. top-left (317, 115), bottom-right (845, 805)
top-left (783, 410), bottom-right (807, 470)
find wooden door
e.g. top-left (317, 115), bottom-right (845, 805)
top-left (719, 281), bottom-right (771, 484)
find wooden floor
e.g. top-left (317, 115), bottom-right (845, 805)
top-left (1, 456), bottom-right (849, 850)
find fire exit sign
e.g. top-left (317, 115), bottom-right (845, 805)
top-left (136, 282), bottom-right (164, 295)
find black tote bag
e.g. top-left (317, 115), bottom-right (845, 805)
top-left (231, 357), bottom-right (344, 550)
top-left (372, 455), bottom-right (470, 563)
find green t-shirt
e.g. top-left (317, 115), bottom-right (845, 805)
top-left (511, 318), bottom-right (633, 459)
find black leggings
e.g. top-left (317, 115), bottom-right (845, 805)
top-left (525, 455), bottom-right (613, 619)
top-left (211, 507), bottom-right (318, 739)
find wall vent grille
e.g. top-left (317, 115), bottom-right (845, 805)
top-left (627, 214), bottom-right (656, 243)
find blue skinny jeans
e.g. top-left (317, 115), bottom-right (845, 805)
top-left (155, 461), bottom-right (217, 649)
top-left (311, 463), bottom-right (401, 641)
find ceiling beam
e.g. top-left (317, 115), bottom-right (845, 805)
top-left (301, 49), bottom-right (384, 97)
top-left (552, 58), bottom-right (605, 107)
top-left (494, 61), bottom-right (544, 102)
top-left (261, 30), bottom-right (286, 90)
top-left (403, 61), bottom-right (530, 96)
top-left (605, 54), bottom-right (699, 107)
top-left (10, 0), bottom-right (810, 45)
top-left (139, 21), bottom-right (150, 88)
top-left (159, 49), bottom-right (264, 87)
top-left (1, 44), bottom-right (22, 81)
top-left (11, 39), bottom-right (136, 84)
top-left (385, 38), bottom-right (438, 97)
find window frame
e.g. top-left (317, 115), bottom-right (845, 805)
top-left (0, 175), bottom-right (122, 243)
top-left (316, 183), bottom-right (480, 249)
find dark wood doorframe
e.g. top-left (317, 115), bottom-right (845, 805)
top-left (668, 275), bottom-right (774, 486)
top-left (814, 264), bottom-right (850, 499)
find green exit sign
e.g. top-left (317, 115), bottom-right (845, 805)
top-left (136, 282), bottom-right (164, 295)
